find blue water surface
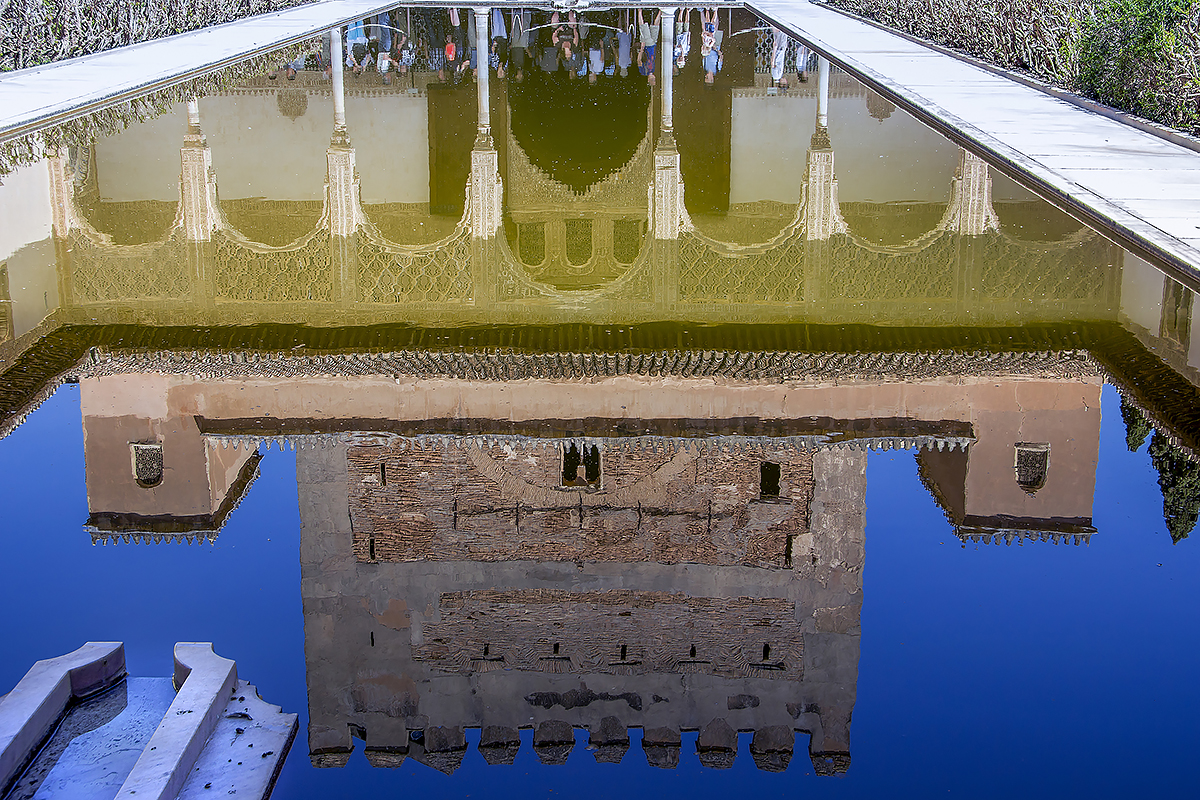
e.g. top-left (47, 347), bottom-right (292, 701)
top-left (0, 382), bottom-right (1195, 798)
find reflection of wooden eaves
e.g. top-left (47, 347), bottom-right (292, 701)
top-left (87, 451), bottom-right (262, 544)
top-left (197, 417), bottom-right (977, 455)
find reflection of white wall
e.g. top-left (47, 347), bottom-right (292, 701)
top-left (0, 161), bottom-right (53, 260)
top-left (730, 96), bottom-right (813, 204)
top-left (95, 105), bottom-right (187, 201)
top-left (731, 94), bottom-right (1036, 205)
top-left (0, 161), bottom-right (58, 336)
top-left (346, 96), bottom-right (429, 205)
top-left (203, 95), bottom-right (332, 201)
top-left (90, 94), bottom-right (430, 204)
top-left (1120, 251), bottom-right (1165, 334)
top-left (6, 238), bottom-right (58, 337)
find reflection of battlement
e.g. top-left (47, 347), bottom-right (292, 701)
top-left (301, 441), bottom-right (864, 775)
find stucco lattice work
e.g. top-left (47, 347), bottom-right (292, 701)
top-left (356, 227), bottom-right (474, 304)
top-left (212, 231), bottom-right (333, 302)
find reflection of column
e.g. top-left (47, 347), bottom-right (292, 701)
top-left (468, 9), bottom-right (501, 241)
top-left (653, 145), bottom-right (683, 240)
top-left (180, 99), bottom-right (218, 242)
top-left (331, 27), bottom-right (346, 130)
top-left (659, 7), bottom-right (675, 133)
top-left (944, 148), bottom-right (999, 235)
top-left (47, 155), bottom-right (76, 237)
top-left (817, 55), bottom-right (830, 128)
top-left (804, 123), bottom-right (847, 241)
top-left (475, 8), bottom-right (491, 138)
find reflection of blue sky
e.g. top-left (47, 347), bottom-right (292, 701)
top-left (0, 383), bottom-right (1196, 797)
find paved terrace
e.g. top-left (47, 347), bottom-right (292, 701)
top-left (755, 0), bottom-right (1200, 284)
top-left (1, 1), bottom-right (1197, 282)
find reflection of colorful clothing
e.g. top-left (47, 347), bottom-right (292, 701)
top-left (589, 48), bottom-right (604, 74)
top-left (674, 31), bottom-right (690, 64)
top-left (704, 49), bottom-right (722, 75)
top-left (617, 30), bottom-right (632, 69)
top-left (639, 22), bottom-right (659, 46)
top-left (491, 8), bottom-right (507, 39)
top-left (639, 43), bottom-right (656, 76)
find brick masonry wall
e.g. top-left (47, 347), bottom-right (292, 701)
top-left (347, 438), bottom-right (814, 568)
top-left (415, 588), bottom-right (804, 680)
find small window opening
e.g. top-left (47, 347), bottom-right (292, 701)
top-left (760, 462), bottom-right (781, 498)
top-left (368, 535), bottom-right (376, 561)
top-left (379, 463), bottom-right (387, 486)
top-left (689, 644), bottom-right (697, 658)
top-left (370, 631), bottom-right (375, 647)
top-left (562, 442), bottom-right (601, 487)
top-left (1014, 443), bottom-right (1050, 494)
top-left (131, 442), bottom-right (164, 488)
top-left (762, 643), bottom-right (771, 661)
top-left (553, 642), bottom-right (560, 655)
top-left (484, 643), bottom-right (490, 657)
top-left (620, 644), bottom-right (628, 661)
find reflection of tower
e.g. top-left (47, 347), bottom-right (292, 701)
top-left (301, 432), bottom-right (861, 775)
top-left (180, 98), bottom-right (219, 243)
top-left (804, 57), bottom-right (847, 241)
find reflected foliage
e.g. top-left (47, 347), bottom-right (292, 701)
top-left (1149, 431), bottom-right (1200, 542)
top-left (1120, 395), bottom-right (1153, 452)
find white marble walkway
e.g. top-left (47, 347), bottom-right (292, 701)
top-left (0, 1), bottom-right (399, 141)
top-left (753, 0), bottom-right (1200, 279)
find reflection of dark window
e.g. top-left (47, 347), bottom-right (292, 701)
top-left (131, 443), bottom-right (164, 488)
top-left (565, 219), bottom-right (592, 265)
top-left (760, 462), bottom-right (781, 498)
top-left (1014, 443), bottom-right (1050, 493)
top-left (1160, 279), bottom-right (1193, 347)
top-left (613, 219), bottom-right (642, 264)
top-left (518, 222), bottom-right (545, 264)
top-left (562, 442), bottom-right (601, 487)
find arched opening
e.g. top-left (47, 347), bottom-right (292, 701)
top-left (509, 71), bottom-right (650, 194)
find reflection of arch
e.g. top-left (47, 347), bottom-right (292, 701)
top-left (509, 71), bottom-right (650, 193)
top-left (994, 200), bottom-right (1086, 242)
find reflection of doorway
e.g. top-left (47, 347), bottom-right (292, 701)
top-left (1161, 279), bottom-right (1193, 349)
top-left (509, 70), bottom-right (650, 194)
top-left (427, 82), bottom-right (476, 216)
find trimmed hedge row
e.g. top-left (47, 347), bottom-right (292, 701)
top-left (0, 0), bottom-right (313, 71)
top-left (822, 0), bottom-right (1200, 134)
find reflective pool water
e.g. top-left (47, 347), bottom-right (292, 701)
top-left (0, 5), bottom-right (1197, 799)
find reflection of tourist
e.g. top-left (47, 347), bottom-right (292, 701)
top-left (637, 9), bottom-right (660, 86)
top-left (509, 8), bottom-right (530, 81)
top-left (615, 12), bottom-right (633, 76)
top-left (345, 19), bottom-right (370, 76)
top-left (702, 10), bottom-right (724, 84)
top-left (394, 30), bottom-right (415, 76)
top-left (674, 7), bottom-right (691, 74)
top-left (770, 27), bottom-right (788, 89)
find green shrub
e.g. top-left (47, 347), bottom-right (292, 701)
top-left (1077, 0), bottom-right (1200, 132)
